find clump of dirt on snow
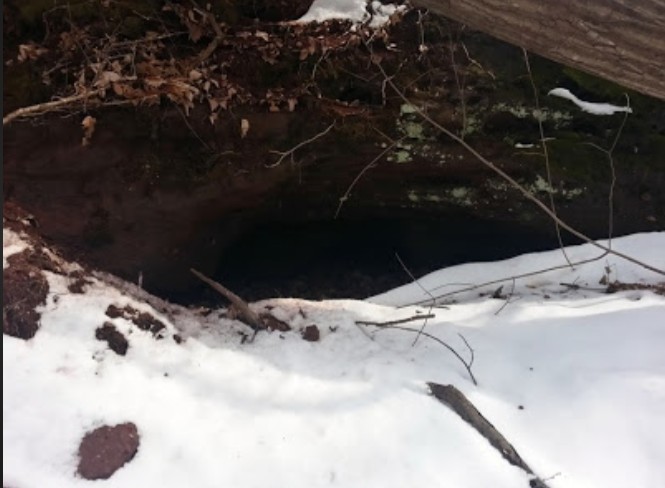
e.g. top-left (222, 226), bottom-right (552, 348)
top-left (77, 422), bottom-right (140, 480)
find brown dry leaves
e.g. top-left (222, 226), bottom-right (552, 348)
top-left (81, 116), bottom-right (96, 146)
top-left (13, 3), bottom-right (405, 128)
top-left (17, 43), bottom-right (48, 62)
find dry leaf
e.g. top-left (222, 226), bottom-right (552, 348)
top-left (81, 116), bottom-right (97, 147)
top-left (255, 31), bottom-right (270, 42)
top-left (17, 43), bottom-right (48, 62)
top-left (240, 119), bottom-right (250, 138)
top-left (94, 71), bottom-right (121, 88)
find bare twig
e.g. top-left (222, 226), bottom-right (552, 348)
top-left (457, 333), bottom-right (475, 369)
top-left (111, 31), bottom-right (188, 48)
top-left (494, 278), bottom-right (517, 315)
top-left (266, 121), bottom-right (336, 168)
top-left (584, 94), bottom-right (631, 249)
top-left (523, 49), bottom-right (572, 267)
top-left (335, 136), bottom-right (405, 218)
top-left (355, 314), bottom-right (436, 327)
top-left (404, 250), bottom-right (609, 307)
top-left (364, 322), bottom-right (477, 385)
top-left (449, 38), bottom-right (468, 139)
top-left (3, 89), bottom-right (104, 125)
top-left (190, 268), bottom-right (264, 330)
top-left (176, 106), bottom-right (212, 151)
top-left (370, 58), bottom-right (664, 277)
top-left (395, 252), bottom-right (438, 345)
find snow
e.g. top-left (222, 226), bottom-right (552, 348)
top-left (298, 0), bottom-right (405, 27)
top-left (3, 228), bottom-right (28, 268)
top-left (4, 232), bottom-right (665, 488)
top-left (548, 88), bottom-right (632, 115)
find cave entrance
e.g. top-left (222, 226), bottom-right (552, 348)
top-left (195, 209), bottom-right (561, 303)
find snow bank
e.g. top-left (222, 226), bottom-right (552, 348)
top-left (4, 231), bottom-right (665, 488)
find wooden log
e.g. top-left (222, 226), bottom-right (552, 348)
top-left (413, 0), bottom-right (665, 100)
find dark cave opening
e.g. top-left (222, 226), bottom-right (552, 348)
top-left (191, 210), bottom-right (565, 304)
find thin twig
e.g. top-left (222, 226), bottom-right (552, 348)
top-left (450, 39), bottom-right (468, 139)
top-left (366, 323), bottom-right (477, 385)
top-left (494, 278), bottom-right (516, 315)
top-left (523, 49), bottom-right (572, 267)
top-left (395, 253), bottom-right (439, 346)
top-left (335, 136), bottom-right (405, 219)
top-left (266, 122), bottom-right (336, 168)
top-left (584, 94), bottom-right (631, 250)
top-left (457, 333), bottom-right (475, 369)
top-left (176, 106), bottom-right (212, 151)
top-left (355, 314), bottom-right (436, 327)
top-left (404, 251), bottom-right (610, 307)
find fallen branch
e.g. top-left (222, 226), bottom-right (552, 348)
top-left (190, 268), bottom-right (264, 330)
top-left (427, 383), bottom-right (550, 488)
top-left (266, 121), bottom-right (336, 168)
top-left (3, 89), bottom-right (104, 126)
top-left (355, 313), bottom-right (435, 327)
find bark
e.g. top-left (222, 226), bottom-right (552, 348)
top-left (413, 0), bottom-right (665, 100)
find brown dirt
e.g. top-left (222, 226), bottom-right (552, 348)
top-left (4, 7), bottom-right (663, 305)
top-left (105, 304), bottom-right (166, 338)
top-left (301, 324), bottom-right (320, 342)
top-left (259, 312), bottom-right (291, 332)
top-left (66, 270), bottom-right (93, 294)
top-left (95, 322), bottom-right (129, 356)
top-left (77, 423), bottom-right (140, 480)
top-left (3, 249), bottom-right (50, 340)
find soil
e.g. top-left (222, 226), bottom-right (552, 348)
top-left (105, 304), bottom-right (167, 338)
top-left (302, 324), bottom-right (320, 342)
top-left (95, 322), bottom-right (129, 356)
top-left (77, 423), bottom-right (140, 480)
top-left (3, 249), bottom-right (50, 340)
top-left (3, 3), bottom-right (664, 305)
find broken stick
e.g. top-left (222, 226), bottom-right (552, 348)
top-left (427, 383), bottom-right (551, 488)
top-left (190, 268), bottom-right (264, 330)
